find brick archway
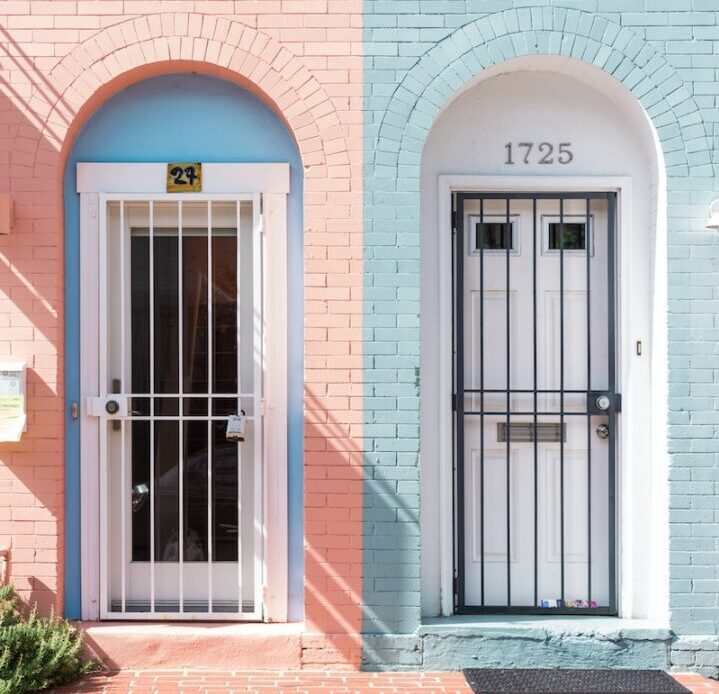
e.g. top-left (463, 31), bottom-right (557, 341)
top-left (374, 8), bottom-right (712, 179)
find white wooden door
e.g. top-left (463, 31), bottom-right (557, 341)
top-left (93, 196), bottom-right (263, 620)
top-left (457, 193), bottom-right (617, 613)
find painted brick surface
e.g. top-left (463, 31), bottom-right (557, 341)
top-left (0, 0), bottom-right (363, 668)
top-left (363, 0), bottom-right (719, 672)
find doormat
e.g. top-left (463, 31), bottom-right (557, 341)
top-left (462, 669), bottom-right (691, 694)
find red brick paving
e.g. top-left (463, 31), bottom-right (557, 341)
top-left (53, 670), bottom-right (719, 693)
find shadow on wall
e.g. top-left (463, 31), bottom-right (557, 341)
top-left (0, 53), bottom-right (66, 615)
top-left (302, 388), bottom-right (363, 667)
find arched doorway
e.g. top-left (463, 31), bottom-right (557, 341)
top-left (64, 73), bottom-right (302, 622)
top-left (420, 57), bottom-right (668, 622)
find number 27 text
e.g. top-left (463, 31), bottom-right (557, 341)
top-left (504, 142), bottom-right (573, 165)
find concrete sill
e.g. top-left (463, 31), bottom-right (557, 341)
top-left (419, 615), bottom-right (673, 641)
top-left (75, 620), bottom-right (304, 670)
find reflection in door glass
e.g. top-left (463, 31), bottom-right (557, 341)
top-left (183, 420), bottom-right (208, 563)
top-left (183, 234), bottom-right (208, 398)
top-left (213, 420), bottom-right (238, 562)
top-left (154, 420), bottom-right (179, 561)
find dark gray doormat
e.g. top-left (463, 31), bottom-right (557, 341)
top-left (462, 669), bottom-right (691, 694)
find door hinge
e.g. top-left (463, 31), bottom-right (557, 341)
top-left (452, 394), bottom-right (456, 411)
top-left (453, 574), bottom-right (459, 603)
top-left (451, 210), bottom-right (457, 231)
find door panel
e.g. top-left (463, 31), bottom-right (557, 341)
top-left (455, 193), bottom-right (618, 614)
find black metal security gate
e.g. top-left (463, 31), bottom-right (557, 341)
top-left (453, 192), bottom-right (619, 615)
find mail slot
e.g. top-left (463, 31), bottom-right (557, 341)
top-left (497, 422), bottom-right (566, 443)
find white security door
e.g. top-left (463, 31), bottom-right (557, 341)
top-left (455, 193), bottom-right (618, 614)
top-left (93, 196), bottom-right (263, 620)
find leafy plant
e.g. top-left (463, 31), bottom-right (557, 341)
top-left (0, 584), bottom-right (95, 693)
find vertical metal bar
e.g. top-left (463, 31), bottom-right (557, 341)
top-left (98, 198), bottom-right (109, 615)
top-left (178, 200), bottom-right (184, 614)
top-left (559, 197), bottom-right (565, 604)
top-left (479, 197), bottom-right (485, 607)
top-left (455, 194), bottom-right (466, 610)
top-left (252, 194), bottom-right (263, 617)
top-left (451, 192), bottom-right (458, 612)
top-left (505, 197), bottom-right (511, 607)
top-left (236, 199), bottom-right (243, 613)
top-left (532, 197), bottom-right (538, 607)
top-left (119, 201), bottom-right (126, 613)
top-left (207, 200), bottom-right (214, 613)
top-left (586, 197), bottom-right (592, 606)
top-left (607, 192), bottom-right (617, 613)
top-left (149, 200), bottom-right (156, 613)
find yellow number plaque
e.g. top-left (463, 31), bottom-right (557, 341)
top-left (167, 163), bottom-right (202, 192)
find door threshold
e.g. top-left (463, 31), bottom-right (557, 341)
top-left (419, 614), bottom-right (671, 639)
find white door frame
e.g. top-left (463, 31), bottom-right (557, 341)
top-left (77, 163), bottom-right (290, 622)
top-left (434, 174), bottom-right (654, 618)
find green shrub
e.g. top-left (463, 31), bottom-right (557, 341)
top-left (0, 584), bottom-right (95, 693)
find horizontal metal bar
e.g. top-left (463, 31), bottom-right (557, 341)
top-left (103, 611), bottom-right (260, 621)
top-left (464, 388), bottom-right (590, 394)
top-left (456, 606), bottom-right (616, 616)
top-left (464, 411), bottom-right (594, 416)
top-left (103, 193), bottom-right (256, 202)
top-left (108, 415), bottom-right (258, 421)
top-left (458, 192), bottom-right (613, 200)
top-left (115, 393), bottom-right (255, 398)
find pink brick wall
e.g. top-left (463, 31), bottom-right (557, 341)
top-left (0, 1), bottom-right (362, 665)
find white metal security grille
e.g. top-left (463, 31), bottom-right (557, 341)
top-left (91, 195), bottom-right (263, 620)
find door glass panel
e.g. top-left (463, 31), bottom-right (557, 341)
top-left (131, 420), bottom-right (150, 562)
top-left (153, 203), bottom-right (180, 398)
top-left (155, 420), bottom-right (179, 562)
top-left (548, 222), bottom-right (585, 251)
top-left (184, 419), bottom-right (208, 563)
top-left (212, 201), bottom-right (238, 397)
top-left (213, 420), bottom-right (238, 562)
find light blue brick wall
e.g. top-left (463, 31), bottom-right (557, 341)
top-left (363, 1), bottom-right (719, 672)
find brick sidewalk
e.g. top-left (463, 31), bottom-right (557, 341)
top-left (53, 670), bottom-right (719, 693)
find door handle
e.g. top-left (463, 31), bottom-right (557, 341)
top-left (596, 423), bottom-right (609, 440)
top-left (587, 391), bottom-right (621, 414)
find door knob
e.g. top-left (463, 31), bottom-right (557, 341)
top-left (105, 399), bottom-right (120, 415)
top-left (596, 423), bottom-right (609, 440)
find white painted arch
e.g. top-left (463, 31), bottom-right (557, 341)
top-left (419, 56), bottom-right (668, 622)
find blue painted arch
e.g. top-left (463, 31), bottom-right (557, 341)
top-left (64, 72), bottom-right (304, 620)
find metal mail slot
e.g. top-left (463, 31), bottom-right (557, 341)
top-left (497, 422), bottom-right (566, 443)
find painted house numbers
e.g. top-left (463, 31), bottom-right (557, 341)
top-left (504, 142), bottom-right (574, 165)
top-left (166, 162), bottom-right (202, 191)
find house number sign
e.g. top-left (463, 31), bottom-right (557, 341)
top-left (504, 142), bottom-right (574, 165)
top-left (166, 162), bottom-right (202, 192)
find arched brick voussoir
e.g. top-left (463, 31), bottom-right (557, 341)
top-left (39, 12), bottom-right (348, 170)
top-left (376, 7), bottom-right (714, 178)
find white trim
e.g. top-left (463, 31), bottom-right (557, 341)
top-left (79, 163), bottom-right (290, 623)
top-left (80, 192), bottom-right (100, 621)
top-left (436, 174), bottom-right (646, 619)
top-left (77, 163), bottom-right (290, 194)
top-left (263, 193), bottom-right (289, 622)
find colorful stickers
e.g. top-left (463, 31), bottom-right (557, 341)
top-left (539, 599), bottom-right (599, 608)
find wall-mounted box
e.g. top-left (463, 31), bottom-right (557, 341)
top-left (0, 363), bottom-right (26, 441)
